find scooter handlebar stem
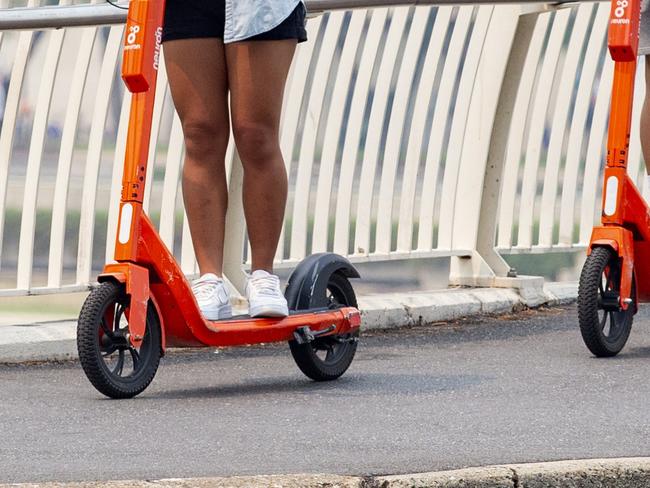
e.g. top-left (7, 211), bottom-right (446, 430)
top-left (605, 0), bottom-right (641, 169)
top-left (608, 0), bottom-right (641, 61)
top-left (122, 0), bottom-right (165, 93)
top-left (114, 0), bottom-right (166, 261)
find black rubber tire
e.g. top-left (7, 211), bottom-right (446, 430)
top-left (578, 246), bottom-right (634, 357)
top-left (77, 281), bottom-right (161, 399)
top-left (289, 272), bottom-right (358, 381)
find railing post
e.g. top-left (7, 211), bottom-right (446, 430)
top-left (449, 5), bottom-right (549, 305)
top-left (476, 7), bottom-right (545, 277)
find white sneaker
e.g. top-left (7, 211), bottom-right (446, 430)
top-left (191, 273), bottom-right (232, 321)
top-left (246, 270), bottom-right (289, 318)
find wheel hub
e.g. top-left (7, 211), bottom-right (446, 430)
top-left (599, 290), bottom-right (621, 312)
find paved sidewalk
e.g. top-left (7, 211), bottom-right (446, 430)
top-left (0, 282), bottom-right (577, 363)
top-left (4, 305), bottom-right (650, 483)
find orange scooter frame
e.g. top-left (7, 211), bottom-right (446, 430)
top-left (579, 0), bottom-right (649, 356)
top-left (77, 0), bottom-right (361, 398)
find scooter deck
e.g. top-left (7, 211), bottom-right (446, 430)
top-left (197, 307), bottom-right (360, 348)
top-left (211, 308), bottom-right (334, 322)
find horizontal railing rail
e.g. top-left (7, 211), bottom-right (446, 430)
top-left (0, 0), bottom-right (592, 30)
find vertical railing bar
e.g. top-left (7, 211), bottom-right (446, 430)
top-left (221, 135), bottom-right (244, 291)
top-left (105, 88), bottom-right (132, 263)
top-left (416, 7), bottom-right (473, 251)
top-left (558, 3), bottom-right (608, 246)
top-left (158, 112), bottom-right (183, 250)
top-left (143, 54), bottom-right (168, 213)
top-left (275, 16), bottom-right (323, 262)
top-left (496, 12), bottom-right (549, 249)
top-left (579, 51), bottom-right (613, 244)
top-left (75, 24), bottom-right (123, 286)
top-left (354, 8), bottom-right (409, 257)
top-left (638, 58), bottom-right (649, 198)
top-left (397, 7), bottom-right (451, 252)
top-left (332, 10), bottom-right (381, 255)
top-left (221, 131), bottom-right (239, 285)
top-left (180, 210), bottom-right (197, 275)
top-left (223, 131), bottom-right (236, 183)
top-left (49, 26), bottom-right (98, 287)
top-left (516, 9), bottom-right (571, 249)
top-left (0, 24), bottom-right (35, 276)
top-left (537, 4), bottom-right (591, 248)
top-left (222, 149), bottom-right (247, 293)
top-left (375, 7), bottom-right (428, 255)
top-left (439, 6), bottom-right (494, 251)
top-left (16, 26), bottom-right (67, 290)
top-left (312, 11), bottom-right (363, 253)
top-left (289, 12), bottom-right (346, 260)
top-left (627, 57), bottom-right (645, 191)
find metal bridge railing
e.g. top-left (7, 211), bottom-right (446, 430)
top-left (0, 0), bottom-right (640, 296)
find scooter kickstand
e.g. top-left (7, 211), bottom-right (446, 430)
top-left (293, 325), bottom-right (337, 344)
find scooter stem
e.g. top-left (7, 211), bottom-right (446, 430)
top-left (114, 0), bottom-right (166, 262)
top-left (606, 60), bottom-right (637, 170)
top-left (605, 0), bottom-right (641, 170)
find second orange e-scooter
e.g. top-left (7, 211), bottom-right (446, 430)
top-left (77, 0), bottom-right (362, 398)
top-left (579, 0), bottom-right (650, 356)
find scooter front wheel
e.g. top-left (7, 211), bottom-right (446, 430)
top-left (578, 246), bottom-right (634, 357)
top-left (288, 272), bottom-right (359, 381)
top-left (77, 281), bottom-right (162, 398)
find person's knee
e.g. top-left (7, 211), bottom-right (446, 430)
top-left (232, 120), bottom-right (280, 169)
top-left (182, 118), bottom-right (229, 163)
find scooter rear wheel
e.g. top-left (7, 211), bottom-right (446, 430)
top-left (77, 281), bottom-right (162, 398)
top-left (578, 246), bottom-right (634, 357)
top-left (289, 272), bottom-right (359, 381)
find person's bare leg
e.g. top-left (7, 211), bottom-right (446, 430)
top-left (226, 40), bottom-right (296, 272)
top-left (164, 39), bottom-right (230, 276)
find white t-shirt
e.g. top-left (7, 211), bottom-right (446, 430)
top-left (224, 0), bottom-right (303, 43)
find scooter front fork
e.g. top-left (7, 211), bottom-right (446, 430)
top-left (588, 226), bottom-right (635, 311)
top-left (98, 262), bottom-right (151, 349)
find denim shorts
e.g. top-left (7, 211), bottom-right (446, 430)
top-left (162, 1), bottom-right (308, 43)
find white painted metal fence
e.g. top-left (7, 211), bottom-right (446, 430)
top-left (0, 0), bottom-right (643, 295)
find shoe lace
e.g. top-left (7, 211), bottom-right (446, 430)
top-left (192, 280), bottom-right (221, 300)
top-left (250, 275), bottom-right (280, 297)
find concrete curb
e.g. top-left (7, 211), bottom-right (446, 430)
top-left (3, 458), bottom-right (650, 487)
top-left (375, 458), bottom-right (650, 487)
top-left (0, 475), bottom-right (361, 488)
top-left (0, 282), bottom-right (578, 364)
top-left (356, 281), bottom-right (575, 330)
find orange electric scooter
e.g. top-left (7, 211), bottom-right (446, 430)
top-left (578, 0), bottom-right (649, 356)
top-left (77, 0), bottom-right (361, 398)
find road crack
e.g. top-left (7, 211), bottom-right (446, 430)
top-left (359, 475), bottom-right (383, 488)
top-left (510, 467), bottom-right (520, 488)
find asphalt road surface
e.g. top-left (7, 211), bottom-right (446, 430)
top-left (2, 305), bottom-right (650, 483)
